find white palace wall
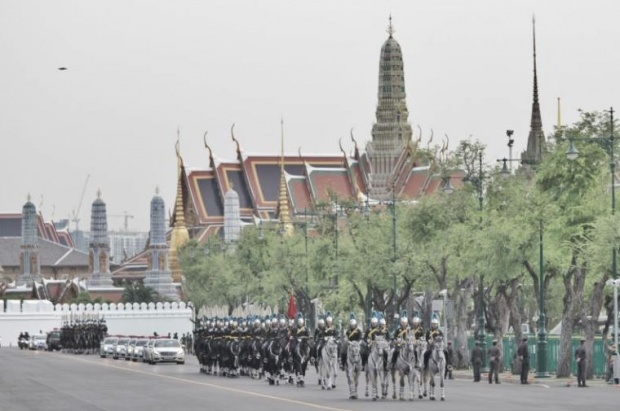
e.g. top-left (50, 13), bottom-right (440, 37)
top-left (0, 300), bottom-right (194, 345)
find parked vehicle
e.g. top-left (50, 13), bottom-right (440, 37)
top-left (113, 337), bottom-right (130, 360)
top-left (29, 335), bottom-right (48, 350)
top-left (143, 339), bottom-right (157, 363)
top-left (125, 339), bottom-right (137, 361)
top-left (46, 330), bottom-right (62, 351)
top-left (132, 339), bottom-right (149, 362)
top-left (100, 337), bottom-right (119, 358)
top-left (149, 338), bottom-right (185, 365)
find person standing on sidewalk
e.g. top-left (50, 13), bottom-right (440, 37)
top-left (517, 337), bottom-right (529, 384)
top-left (471, 341), bottom-right (482, 382)
top-left (488, 340), bottom-right (501, 384)
top-left (575, 338), bottom-right (587, 387)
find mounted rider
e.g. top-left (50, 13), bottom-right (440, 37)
top-left (317, 312), bottom-right (338, 359)
top-left (391, 310), bottom-right (410, 368)
top-left (312, 318), bottom-right (326, 361)
top-left (340, 313), bottom-right (362, 369)
top-left (410, 315), bottom-right (425, 341)
top-left (366, 315), bottom-right (390, 371)
top-left (424, 317), bottom-right (444, 369)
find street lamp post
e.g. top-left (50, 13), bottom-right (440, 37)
top-left (475, 151), bottom-right (488, 372)
top-left (391, 185), bottom-right (398, 326)
top-left (536, 219), bottom-right (549, 377)
top-left (439, 289), bottom-right (448, 339)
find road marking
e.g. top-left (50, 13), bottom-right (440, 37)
top-left (65, 356), bottom-right (352, 411)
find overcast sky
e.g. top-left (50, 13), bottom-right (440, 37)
top-left (1, 0), bottom-right (619, 232)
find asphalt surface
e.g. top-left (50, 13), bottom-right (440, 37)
top-left (0, 347), bottom-right (616, 411)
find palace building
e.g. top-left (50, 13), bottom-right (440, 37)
top-left (170, 19), bottom-right (462, 242)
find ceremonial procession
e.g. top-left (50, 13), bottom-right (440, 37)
top-left (2, 1), bottom-right (620, 410)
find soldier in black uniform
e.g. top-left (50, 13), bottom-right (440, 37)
top-left (517, 336), bottom-right (529, 384)
top-left (377, 318), bottom-right (391, 371)
top-left (444, 341), bottom-right (454, 379)
top-left (341, 314), bottom-right (362, 369)
top-left (410, 316), bottom-right (425, 341)
top-left (471, 341), bottom-right (482, 382)
top-left (487, 340), bottom-right (501, 384)
top-left (575, 338), bottom-right (587, 387)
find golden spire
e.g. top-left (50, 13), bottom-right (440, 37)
top-left (278, 118), bottom-right (293, 236)
top-left (170, 130), bottom-right (189, 282)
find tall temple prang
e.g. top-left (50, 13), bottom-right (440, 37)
top-left (87, 190), bottom-right (114, 287)
top-left (521, 16), bottom-right (546, 167)
top-left (17, 196), bottom-right (41, 287)
top-left (366, 16), bottom-right (413, 199)
top-left (143, 188), bottom-right (178, 301)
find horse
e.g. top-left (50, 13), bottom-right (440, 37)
top-left (345, 340), bottom-right (363, 399)
top-left (265, 336), bottom-right (284, 385)
top-left (425, 336), bottom-right (446, 401)
top-left (390, 334), bottom-right (417, 401)
top-left (319, 336), bottom-right (338, 390)
top-left (415, 339), bottom-right (428, 398)
top-left (292, 336), bottom-right (312, 387)
top-left (365, 336), bottom-right (390, 400)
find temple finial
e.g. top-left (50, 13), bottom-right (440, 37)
top-left (532, 15), bottom-right (538, 104)
top-left (97, 189), bottom-right (101, 199)
top-left (557, 97), bottom-right (562, 134)
top-left (155, 186), bottom-right (160, 195)
top-left (387, 14), bottom-right (394, 38)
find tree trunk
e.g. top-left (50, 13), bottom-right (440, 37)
top-left (453, 277), bottom-right (474, 368)
top-left (582, 275), bottom-right (608, 379)
top-left (556, 256), bottom-right (581, 378)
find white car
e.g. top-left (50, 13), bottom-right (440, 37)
top-left (132, 339), bottom-right (149, 362)
top-left (113, 338), bottom-right (130, 360)
top-left (100, 337), bottom-right (118, 358)
top-left (149, 339), bottom-right (185, 365)
top-left (29, 335), bottom-right (48, 350)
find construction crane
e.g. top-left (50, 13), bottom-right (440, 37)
top-left (109, 211), bottom-right (134, 232)
top-left (71, 174), bottom-right (90, 233)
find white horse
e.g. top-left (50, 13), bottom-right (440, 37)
top-left (366, 336), bottom-right (390, 400)
top-left (319, 337), bottom-right (338, 390)
top-left (345, 340), bottom-right (363, 399)
top-left (426, 336), bottom-right (446, 401)
top-left (391, 334), bottom-right (417, 401)
top-left (414, 339), bottom-right (427, 399)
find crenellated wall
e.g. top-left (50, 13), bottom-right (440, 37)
top-left (0, 300), bottom-right (194, 345)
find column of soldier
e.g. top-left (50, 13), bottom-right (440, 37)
top-left (193, 309), bottom-right (451, 400)
top-left (59, 312), bottom-right (108, 354)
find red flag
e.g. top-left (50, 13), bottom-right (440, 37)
top-left (287, 293), bottom-right (297, 319)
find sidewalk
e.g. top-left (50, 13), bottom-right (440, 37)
top-left (452, 369), bottom-right (617, 388)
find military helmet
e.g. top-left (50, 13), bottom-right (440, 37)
top-left (279, 317), bottom-right (286, 327)
top-left (412, 316), bottom-right (421, 324)
top-left (325, 311), bottom-right (333, 325)
top-left (318, 318), bottom-right (325, 327)
top-left (297, 317), bottom-right (305, 327)
top-left (348, 312), bottom-right (357, 328)
top-left (379, 318), bottom-right (387, 326)
top-left (431, 318), bottom-right (439, 328)
top-left (370, 317), bottom-right (378, 326)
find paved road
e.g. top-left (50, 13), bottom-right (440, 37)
top-left (0, 347), bottom-right (615, 411)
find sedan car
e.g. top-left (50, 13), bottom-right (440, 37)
top-left (132, 339), bottom-right (149, 362)
top-left (125, 339), bottom-right (137, 361)
top-left (29, 335), bottom-right (48, 350)
top-left (143, 339), bottom-right (157, 363)
top-left (112, 337), bottom-right (130, 360)
top-left (100, 337), bottom-right (119, 358)
top-left (149, 339), bottom-right (185, 365)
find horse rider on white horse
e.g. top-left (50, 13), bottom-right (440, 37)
top-left (391, 311), bottom-right (411, 370)
top-left (365, 317), bottom-right (391, 371)
top-left (423, 318), bottom-right (443, 369)
top-left (341, 313), bottom-right (363, 369)
top-left (317, 313), bottom-right (338, 359)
